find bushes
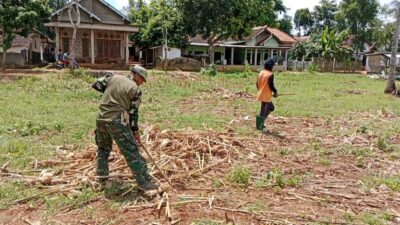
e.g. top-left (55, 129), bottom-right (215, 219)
top-left (200, 64), bottom-right (217, 76)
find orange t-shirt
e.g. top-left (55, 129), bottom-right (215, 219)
top-left (256, 70), bottom-right (273, 102)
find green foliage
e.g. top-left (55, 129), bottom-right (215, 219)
top-left (312, 0), bottom-right (338, 31)
top-left (228, 166), bottom-right (251, 185)
top-left (294, 8), bottom-right (313, 36)
top-left (200, 64), bottom-right (217, 77)
top-left (129, 0), bottom-right (187, 49)
top-left (0, 0), bottom-right (50, 67)
top-left (72, 67), bottom-right (91, 78)
top-left (277, 14), bottom-right (293, 35)
top-left (176, 0), bottom-right (281, 62)
top-left (337, 0), bottom-right (379, 52)
top-left (242, 63), bottom-right (253, 78)
top-left (308, 64), bottom-right (320, 74)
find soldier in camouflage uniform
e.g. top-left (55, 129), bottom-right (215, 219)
top-left (93, 65), bottom-right (157, 191)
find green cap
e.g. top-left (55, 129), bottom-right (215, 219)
top-left (130, 65), bottom-right (148, 82)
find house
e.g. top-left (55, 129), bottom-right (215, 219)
top-left (45, 0), bottom-right (138, 65)
top-left (141, 46), bottom-right (182, 66)
top-left (184, 26), bottom-right (297, 71)
top-left (0, 31), bottom-right (53, 66)
top-left (365, 52), bottom-right (400, 74)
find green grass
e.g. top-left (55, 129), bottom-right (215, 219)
top-left (0, 70), bottom-right (399, 209)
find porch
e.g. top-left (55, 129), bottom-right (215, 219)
top-left (53, 27), bottom-right (132, 65)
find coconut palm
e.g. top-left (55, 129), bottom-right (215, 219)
top-left (385, 0), bottom-right (400, 95)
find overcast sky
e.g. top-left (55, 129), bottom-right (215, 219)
top-left (106, 0), bottom-right (394, 18)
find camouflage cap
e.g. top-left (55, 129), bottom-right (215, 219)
top-left (130, 65), bottom-right (148, 82)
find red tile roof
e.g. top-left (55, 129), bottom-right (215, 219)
top-left (266, 27), bottom-right (296, 44)
top-left (0, 34), bottom-right (32, 48)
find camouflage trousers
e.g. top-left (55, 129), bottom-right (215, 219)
top-left (95, 116), bottom-right (151, 186)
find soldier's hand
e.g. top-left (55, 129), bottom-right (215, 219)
top-left (133, 132), bottom-right (142, 145)
top-left (273, 92), bottom-right (279, 98)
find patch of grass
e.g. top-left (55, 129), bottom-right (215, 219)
top-left (44, 188), bottom-right (100, 214)
top-left (246, 200), bottom-right (265, 213)
top-left (191, 219), bottom-right (223, 225)
top-left (228, 166), bottom-right (251, 186)
top-left (359, 212), bottom-right (393, 225)
top-left (362, 176), bottom-right (400, 192)
top-left (318, 157), bottom-right (332, 166)
top-left (0, 182), bottom-right (39, 209)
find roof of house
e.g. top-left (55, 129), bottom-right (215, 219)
top-left (189, 26), bottom-right (297, 46)
top-left (293, 36), bottom-right (310, 42)
top-left (51, 0), bottom-right (130, 23)
top-left (0, 34), bottom-right (33, 48)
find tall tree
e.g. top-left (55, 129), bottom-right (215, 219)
top-left (278, 14), bottom-right (293, 35)
top-left (337, 0), bottom-right (379, 53)
top-left (312, 0), bottom-right (338, 31)
top-left (385, 1), bottom-right (400, 95)
top-left (130, 0), bottom-right (187, 49)
top-left (177, 0), bottom-right (279, 63)
top-left (294, 8), bottom-right (313, 36)
top-left (0, 0), bottom-right (50, 70)
top-left (67, 0), bottom-right (80, 70)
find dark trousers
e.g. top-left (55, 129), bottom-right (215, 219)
top-left (95, 116), bottom-right (151, 186)
top-left (260, 102), bottom-right (275, 117)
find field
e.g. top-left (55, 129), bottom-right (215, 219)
top-left (0, 70), bottom-right (399, 225)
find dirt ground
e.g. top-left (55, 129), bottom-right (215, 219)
top-left (1, 110), bottom-right (399, 225)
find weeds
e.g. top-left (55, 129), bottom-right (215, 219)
top-left (228, 166), bottom-right (251, 185)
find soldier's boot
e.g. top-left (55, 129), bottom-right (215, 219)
top-left (140, 181), bottom-right (160, 198)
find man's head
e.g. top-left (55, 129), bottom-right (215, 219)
top-left (130, 65), bottom-right (148, 86)
top-left (264, 58), bottom-right (276, 71)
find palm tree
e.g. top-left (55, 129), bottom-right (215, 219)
top-left (385, 0), bottom-right (400, 95)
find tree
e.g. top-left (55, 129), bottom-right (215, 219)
top-left (49, 0), bottom-right (68, 12)
top-left (337, 0), bottom-right (379, 53)
top-left (312, 0), bottom-right (338, 31)
top-left (130, 0), bottom-right (187, 49)
top-left (0, 0), bottom-right (50, 70)
top-left (67, 0), bottom-right (80, 70)
top-left (294, 8), bottom-right (313, 36)
top-left (371, 4), bottom-right (397, 51)
top-left (177, 0), bottom-right (280, 63)
top-left (293, 27), bottom-right (352, 71)
top-left (385, 1), bottom-right (400, 95)
top-left (278, 14), bottom-right (293, 35)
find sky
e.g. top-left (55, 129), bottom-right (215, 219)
top-left (106, 0), bottom-right (394, 18)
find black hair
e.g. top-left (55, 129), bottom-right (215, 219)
top-left (264, 58), bottom-right (275, 71)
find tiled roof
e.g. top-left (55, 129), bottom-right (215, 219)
top-left (266, 27), bottom-right (296, 44)
top-left (294, 36), bottom-right (310, 42)
top-left (189, 26), bottom-right (296, 45)
top-left (0, 34), bottom-right (32, 48)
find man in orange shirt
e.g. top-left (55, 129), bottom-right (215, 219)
top-left (256, 58), bottom-right (278, 133)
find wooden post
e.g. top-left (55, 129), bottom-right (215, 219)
top-left (125, 33), bottom-right (129, 65)
top-left (40, 42), bottom-right (43, 62)
top-left (244, 48), bottom-right (247, 64)
top-left (231, 47), bottom-right (234, 65)
top-left (90, 29), bottom-right (95, 64)
top-left (250, 49), bottom-right (253, 64)
top-left (254, 49), bottom-right (258, 66)
top-left (55, 27), bottom-right (60, 61)
top-left (284, 49), bottom-right (289, 71)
